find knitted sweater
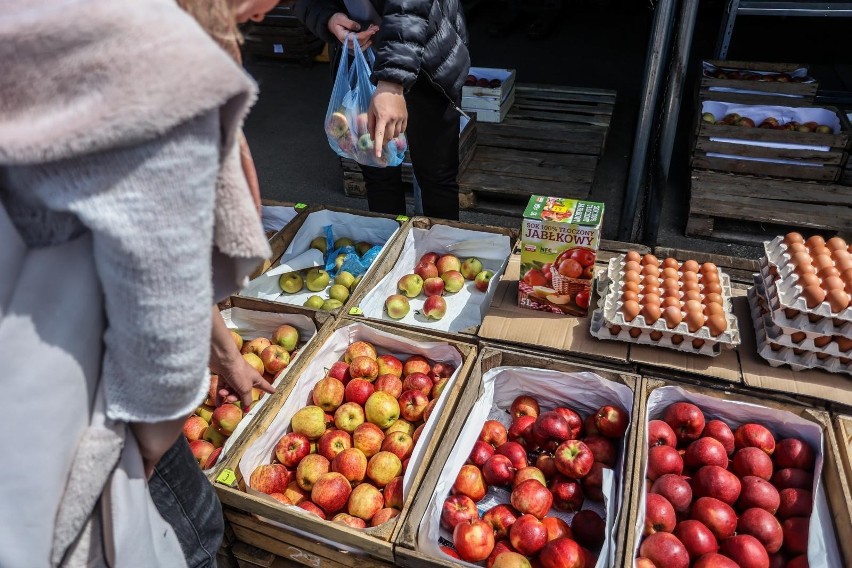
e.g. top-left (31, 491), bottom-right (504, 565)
top-left (0, 0), bottom-right (271, 423)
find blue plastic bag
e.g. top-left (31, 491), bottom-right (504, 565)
top-left (320, 225), bottom-right (383, 279)
top-left (324, 34), bottom-right (407, 168)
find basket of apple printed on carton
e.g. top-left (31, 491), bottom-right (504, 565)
top-left (240, 209), bottom-right (401, 313)
top-left (235, 321), bottom-right (467, 554)
top-left (356, 222), bottom-right (512, 333)
top-left (417, 366), bottom-right (634, 568)
top-left (186, 306), bottom-right (322, 474)
top-left (632, 384), bottom-right (843, 568)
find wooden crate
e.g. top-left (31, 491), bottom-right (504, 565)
top-left (686, 170), bottom-right (852, 240)
top-left (393, 345), bottom-right (644, 568)
top-left (341, 114), bottom-right (478, 198)
top-left (261, 200), bottom-right (307, 242)
top-left (698, 60), bottom-right (818, 105)
top-left (345, 216), bottom-right (518, 342)
top-left (211, 317), bottom-right (478, 566)
top-left (458, 83), bottom-right (616, 215)
top-left (624, 377), bottom-right (850, 567)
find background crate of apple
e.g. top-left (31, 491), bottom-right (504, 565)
top-left (393, 345), bottom-right (644, 568)
top-left (347, 217), bottom-right (517, 342)
top-left (625, 376), bottom-right (852, 568)
top-left (461, 67), bottom-right (516, 124)
top-left (697, 61), bottom-right (818, 107)
top-left (210, 317), bottom-right (479, 567)
top-left (238, 205), bottom-right (407, 315)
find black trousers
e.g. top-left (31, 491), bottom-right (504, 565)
top-left (360, 73), bottom-right (461, 221)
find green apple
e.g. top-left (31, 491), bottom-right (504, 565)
top-left (352, 274), bottom-right (363, 290)
top-left (385, 295), bottom-right (410, 319)
top-left (304, 295), bottom-right (325, 309)
top-left (322, 299), bottom-right (343, 311)
top-left (335, 270), bottom-right (356, 289)
top-left (460, 257), bottom-right (483, 280)
top-left (292, 405), bottom-right (327, 440)
top-left (365, 392), bottom-right (400, 429)
top-left (335, 237), bottom-right (355, 249)
top-left (279, 272), bottom-right (304, 294)
top-left (329, 284), bottom-right (350, 303)
top-left (356, 242), bottom-right (373, 256)
top-left (397, 274), bottom-right (424, 298)
top-left (305, 268), bottom-right (330, 292)
top-left (310, 236), bottom-right (327, 254)
top-left (335, 254), bottom-right (347, 271)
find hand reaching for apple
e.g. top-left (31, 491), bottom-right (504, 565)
top-left (327, 12), bottom-right (379, 52)
top-left (369, 81), bottom-right (407, 159)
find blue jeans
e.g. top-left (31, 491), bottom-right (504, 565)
top-left (149, 437), bottom-right (223, 568)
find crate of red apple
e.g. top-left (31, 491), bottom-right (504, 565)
top-left (633, 384), bottom-right (842, 568)
top-left (186, 306), bottom-right (320, 471)
top-left (410, 361), bottom-right (637, 568)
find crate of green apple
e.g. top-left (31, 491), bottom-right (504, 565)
top-left (633, 384), bottom-right (843, 568)
top-left (414, 364), bottom-right (636, 568)
top-left (185, 307), bottom-right (319, 471)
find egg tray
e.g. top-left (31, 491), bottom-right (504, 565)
top-left (749, 285), bottom-right (852, 376)
top-left (763, 237), bottom-right (852, 322)
top-left (600, 256), bottom-right (740, 347)
top-left (755, 272), bottom-right (852, 337)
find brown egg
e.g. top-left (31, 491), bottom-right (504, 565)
top-left (642, 285), bottom-right (661, 298)
top-left (609, 325), bottom-right (622, 336)
top-left (682, 281), bottom-right (701, 293)
top-left (805, 234), bottom-right (826, 250)
top-left (790, 332), bottom-right (806, 344)
top-left (703, 282), bottom-right (722, 295)
top-left (624, 270), bottom-right (641, 284)
top-left (794, 263), bottom-right (816, 277)
top-left (621, 290), bottom-right (639, 303)
top-left (629, 328), bottom-right (642, 339)
top-left (641, 303), bottom-right (662, 324)
top-left (641, 254), bottom-right (659, 266)
top-left (706, 314), bottom-right (728, 337)
top-left (812, 254), bottom-right (835, 271)
top-left (685, 310), bottom-right (705, 332)
top-left (770, 343), bottom-right (784, 352)
top-left (797, 272), bottom-right (821, 289)
top-left (662, 258), bottom-right (679, 270)
top-left (625, 251), bottom-right (642, 263)
top-left (817, 266), bottom-right (840, 280)
top-left (623, 281), bottom-right (640, 294)
top-left (671, 334), bottom-right (684, 345)
top-left (662, 296), bottom-right (682, 309)
top-left (692, 338), bottom-right (706, 349)
top-left (684, 299), bottom-right (703, 313)
top-left (683, 290), bottom-right (703, 303)
top-left (793, 348), bottom-right (806, 356)
top-left (650, 331), bottom-right (663, 341)
top-left (827, 237), bottom-right (847, 251)
top-left (681, 260), bottom-right (700, 273)
top-left (662, 306), bottom-right (683, 328)
top-left (787, 242), bottom-right (808, 255)
top-left (814, 336), bottom-right (832, 348)
top-left (641, 264), bottom-right (660, 277)
top-left (784, 232), bottom-right (805, 245)
top-left (808, 313), bottom-right (823, 323)
top-left (817, 352), bottom-right (831, 360)
top-left (802, 285), bottom-right (827, 308)
top-left (661, 267), bottom-right (679, 280)
top-left (784, 308), bottom-right (799, 319)
top-left (827, 289), bottom-right (850, 313)
top-left (832, 252), bottom-right (852, 272)
top-left (681, 271), bottom-right (699, 284)
top-left (625, 260), bottom-right (642, 274)
top-left (663, 277), bottom-right (680, 290)
top-left (791, 251), bottom-right (813, 268)
top-left (835, 336), bottom-right (852, 352)
top-left (704, 292), bottom-right (724, 305)
top-left (704, 303), bottom-right (725, 317)
top-left (809, 245), bottom-right (831, 259)
top-left (622, 300), bottom-right (640, 321)
top-left (642, 275), bottom-right (660, 288)
top-left (823, 276), bottom-right (845, 291)
top-left (699, 262), bottom-right (717, 275)
top-left (640, 293), bottom-right (660, 306)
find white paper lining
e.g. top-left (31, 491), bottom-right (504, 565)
top-left (417, 366), bottom-right (635, 567)
top-left (238, 322), bottom-right (464, 551)
top-left (240, 210), bottom-right (400, 305)
top-left (261, 205), bottom-right (298, 234)
top-left (633, 386), bottom-right (842, 567)
top-left (358, 224), bottom-right (511, 332)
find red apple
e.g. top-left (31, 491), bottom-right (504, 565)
top-left (541, 516), bottom-right (572, 542)
top-left (582, 461), bottom-right (605, 501)
top-left (398, 389), bottom-right (429, 422)
top-left (431, 377), bottom-right (449, 400)
top-left (441, 494), bottom-right (478, 530)
top-left (782, 517), bottom-right (809, 555)
top-left (453, 464), bottom-right (487, 502)
top-left (584, 414), bottom-right (599, 436)
top-left (250, 463), bottom-right (291, 495)
top-left (298, 501), bottom-right (326, 519)
top-left (374, 374), bottom-right (403, 398)
top-left (536, 453), bottom-right (558, 480)
top-left (738, 476), bottom-right (781, 514)
top-left (469, 440), bottom-right (496, 468)
top-left (702, 419), bottom-right (736, 455)
top-left (327, 361), bottom-right (352, 385)
top-left (508, 415), bottom-right (538, 449)
top-left (349, 355), bottom-right (379, 382)
top-left (777, 488), bottom-right (812, 520)
top-left (510, 479), bottom-right (553, 519)
top-left (384, 475), bottom-right (404, 510)
top-left (571, 509), bottom-right (605, 550)
top-left (685, 437), bottom-right (730, 470)
top-left (595, 405), bottom-right (629, 438)
top-left (673, 520), bottom-right (718, 559)
top-left (691, 497), bottom-right (738, 539)
top-left (550, 475), bottom-right (584, 512)
top-left (772, 468), bottom-right (814, 491)
top-left (583, 435), bottom-right (617, 467)
top-left (497, 441), bottom-right (529, 470)
top-left (487, 541), bottom-right (518, 568)
top-left (212, 404), bottom-right (243, 436)
top-left (513, 466), bottom-right (546, 489)
top-left (317, 429), bottom-right (351, 461)
top-left (415, 260), bottom-right (439, 281)
top-left (639, 532), bottom-right (690, 568)
top-left (511, 395), bottom-right (540, 418)
top-left (534, 411), bottom-right (571, 444)
top-left (635, 558), bottom-right (656, 568)
top-left (453, 519), bottom-right (496, 562)
top-left (203, 447), bottom-right (222, 470)
top-left (509, 514), bottom-right (548, 556)
top-left (664, 402), bottom-right (706, 443)
top-left (693, 553), bottom-right (739, 568)
top-left (649, 420), bottom-right (678, 447)
top-left (275, 432), bottom-right (311, 468)
top-left (430, 362), bottom-right (455, 380)
top-left (183, 415), bottom-right (209, 442)
top-left (719, 534), bottom-right (770, 568)
top-left (352, 422), bottom-right (384, 458)
top-left (480, 420), bottom-right (509, 448)
top-left (381, 431), bottom-right (414, 461)
top-left (344, 341), bottom-right (377, 363)
top-left (554, 440), bottom-right (594, 478)
top-left (483, 454), bottom-right (516, 487)
top-left (402, 355), bottom-right (431, 377)
top-left (483, 504), bottom-right (519, 540)
top-left (553, 407), bottom-right (584, 439)
top-left (344, 378), bottom-right (375, 407)
top-left (376, 354), bottom-right (403, 378)
top-left (738, 507), bottom-right (784, 554)
top-left (647, 445), bottom-right (684, 481)
top-left (735, 423), bottom-right (776, 455)
top-left (692, 465), bottom-right (741, 505)
top-left (539, 537), bottom-right (584, 568)
top-left (774, 438), bottom-right (815, 472)
top-left (651, 474), bottom-right (692, 513)
top-left (644, 492), bottom-right (677, 535)
top-left (402, 372), bottom-right (433, 397)
top-left (370, 507), bottom-right (400, 527)
top-left (311, 472), bottom-right (352, 515)
top-left (734, 447), bottom-right (775, 480)
top-left (332, 513), bottom-right (367, 529)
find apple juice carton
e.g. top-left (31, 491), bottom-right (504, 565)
top-left (518, 195), bottom-right (604, 316)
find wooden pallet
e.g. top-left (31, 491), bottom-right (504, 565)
top-left (458, 83), bottom-right (615, 212)
top-left (686, 169), bottom-right (852, 241)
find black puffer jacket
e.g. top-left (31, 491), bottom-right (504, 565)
top-left (295, 0), bottom-right (470, 102)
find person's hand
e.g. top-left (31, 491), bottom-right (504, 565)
top-left (327, 12), bottom-right (379, 51)
top-left (368, 81), bottom-right (407, 158)
top-left (215, 356), bottom-right (275, 412)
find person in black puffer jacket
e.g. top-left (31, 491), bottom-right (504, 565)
top-left (296, 0), bottom-right (471, 220)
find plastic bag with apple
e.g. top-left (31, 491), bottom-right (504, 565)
top-left (324, 34), bottom-right (407, 168)
top-left (320, 225), bottom-right (382, 279)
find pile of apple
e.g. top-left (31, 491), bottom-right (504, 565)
top-left (464, 75), bottom-right (503, 88)
top-left (439, 395), bottom-right (630, 567)
top-left (701, 113), bottom-right (833, 133)
top-left (279, 236), bottom-right (375, 311)
top-left (326, 110), bottom-right (407, 167)
top-left (707, 70), bottom-right (807, 83)
top-left (249, 340), bottom-right (456, 527)
top-left (385, 251), bottom-right (494, 321)
top-left (637, 401), bottom-right (818, 568)
top-left (185, 324), bottom-right (301, 469)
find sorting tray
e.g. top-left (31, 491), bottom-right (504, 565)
top-left (756, 273), bottom-right (852, 337)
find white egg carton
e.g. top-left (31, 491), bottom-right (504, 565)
top-left (600, 256), bottom-right (740, 347)
top-left (755, 273), bottom-right (852, 337)
top-left (749, 285), bottom-right (852, 376)
top-left (763, 237), bottom-right (852, 322)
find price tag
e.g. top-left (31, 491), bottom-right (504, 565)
top-left (216, 469), bottom-right (237, 486)
top-left (348, 307), bottom-right (363, 316)
top-left (295, 202), bottom-right (308, 209)
top-left (395, 215), bottom-right (409, 223)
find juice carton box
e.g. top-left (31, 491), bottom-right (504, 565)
top-left (518, 195), bottom-right (605, 316)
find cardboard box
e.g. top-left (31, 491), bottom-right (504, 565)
top-left (831, 413), bottom-right (852, 567)
top-left (518, 195), bottom-right (605, 316)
